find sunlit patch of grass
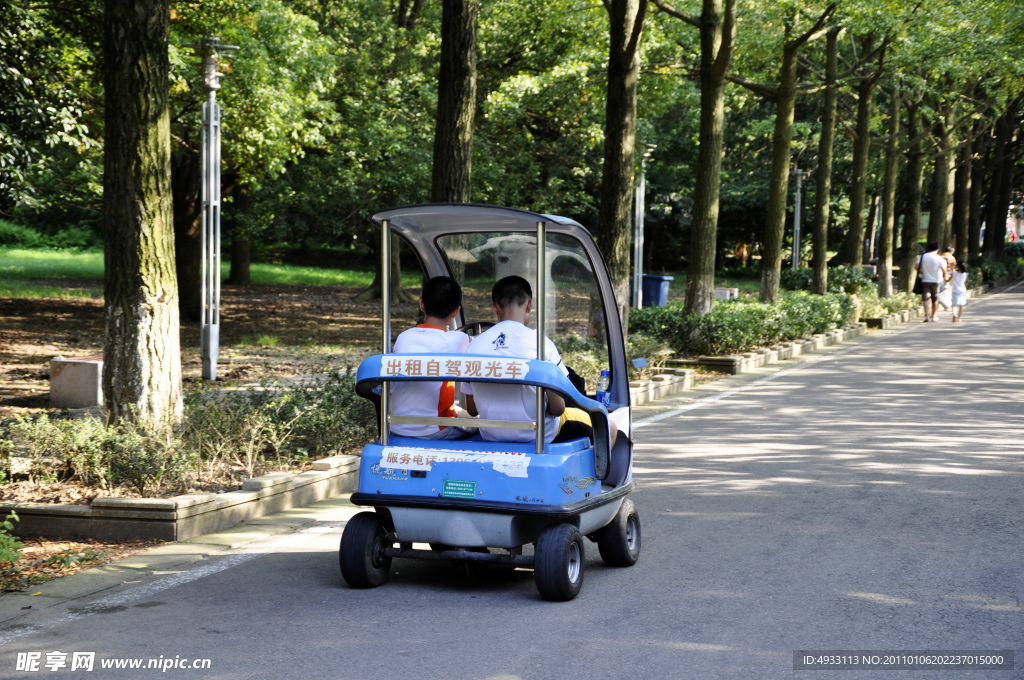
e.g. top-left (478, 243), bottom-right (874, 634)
top-left (0, 248), bottom-right (423, 297)
top-left (0, 280), bottom-right (102, 299)
top-left (238, 334), bottom-right (281, 348)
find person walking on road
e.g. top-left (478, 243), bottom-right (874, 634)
top-left (918, 241), bottom-right (946, 322)
top-left (950, 261), bottom-right (969, 323)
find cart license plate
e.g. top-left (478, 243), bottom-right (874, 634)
top-left (442, 479), bottom-right (477, 500)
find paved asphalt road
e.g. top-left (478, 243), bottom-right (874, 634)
top-left (1, 286), bottom-right (1022, 680)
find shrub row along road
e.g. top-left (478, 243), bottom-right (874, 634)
top-left (1, 286), bottom-right (1022, 679)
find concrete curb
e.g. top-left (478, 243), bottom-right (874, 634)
top-left (0, 455), bottom-right (360, 542)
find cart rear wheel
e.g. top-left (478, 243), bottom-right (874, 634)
top-left (534, 524), bottom-right (585, 601)
top-left (339, 512), bottom-right (392, 588)
top-left (596, 498), bottom-right (641, 567)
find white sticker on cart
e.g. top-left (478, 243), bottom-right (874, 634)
top-left (380, 355), bottom-right (531, 380)
top-left (379, 446), bottom-right (531, 478)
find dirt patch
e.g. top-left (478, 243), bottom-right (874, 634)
top-left (0, 283), bottom-right (422, 419)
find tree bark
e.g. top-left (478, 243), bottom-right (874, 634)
top-left (983, 111), bottom-right (1011, 260)
top-left (897, 103), bottom-right (924, 293)
top-left (172, 143), bottom-right (201, 321)
top-left (431, 0), bottom-right (478, 203)
top-left (811, 27), bottom-right (840, 295)
top-left (758, 42), bottom-right (800, 303)
top-left (835, 75), bottom-right (875, 266)
top-left (102, 0), bottom-right (182, 425)
top-left (927, 106), bottom-right (956, 248)
top-left (877, 91), bottom-right (899, 297)
top-left (598, 0), bottom-right (647, 328)
top-left (683, 0), bottom-right (736, 316)
top-left (968, 133), bottom-right (986, 259)
top-left (993, 123), bottom-right (1019, 259)
top-left (952, 122), bottom-right (973, 262)
top-left (227, 184), bottom-right (251, 285)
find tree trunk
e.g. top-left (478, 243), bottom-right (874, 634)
top-left (227, 184), bottom-right (251, 285)
top-left (172, 143), bottom-right (201, 321)
top-left (835, 77), bottom-right (874, 266)
top-left (811, 27), bottom-right (840, 295)
top-left (354, 235), bottom-right (420, 303)
top-left (431, 0), bottom-right (477, 203)
top-left (927, 107), bottom-right (956, 248)
top-left (877, 91), bottom-right (899, 297)
top-left (983, 112), bottom-right (1010, 260)
top-left (897, 104), bottom-right (924, 293)
top-left (758, 42), bottom-right (800, 303)
top-left (102, 0), bottom-right (182, 425)
top-left (993, 124), bottom-right (1019, 259)
top-left (952, 122), bottom-right (973, 262)
top-left (598, 0), bottom-right (647, 328)
top-left (683, 0), bottom-right (736, 316)
top-left (968, 133), bottom-right (986, 258)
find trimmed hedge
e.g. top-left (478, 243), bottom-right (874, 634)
top-left (630, 291), bottom-right (858, 356)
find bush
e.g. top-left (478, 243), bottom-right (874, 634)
top-left (630, 290), bottom-right (857, 356)
top-left (780, 265), bottom-right (873, 294)
top-left (0, 220), bottom-right (43, 247)
top-left (0, 368), bottom-right (377, 496)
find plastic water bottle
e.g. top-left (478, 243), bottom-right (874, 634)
top-left (595, 369), bottom-right (610, 408)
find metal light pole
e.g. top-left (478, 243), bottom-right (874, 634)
top-left (791, 167), bottom-right (808, 271)
top-left (632, 143), bottom-right (657, 308)
top-left (185, 37), bottom-right (238, 381)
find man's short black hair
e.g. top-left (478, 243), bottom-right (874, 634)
top-left (421, 276), bottom-right (462, 318)
top-left (926, 241), bottom-right (939, 252)
top-left (492, 275), bottom-right (532, 309)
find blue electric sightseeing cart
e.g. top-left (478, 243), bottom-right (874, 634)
top-left (340, 204), bottom-right (639, 601)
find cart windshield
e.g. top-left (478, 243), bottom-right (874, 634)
top-left (436, 232), bottom-right (611, 394)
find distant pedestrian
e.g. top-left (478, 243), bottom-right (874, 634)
top-left (950, 261), bottom-right (968, 323)
top-left (917, 241), bottom-right (946, 322)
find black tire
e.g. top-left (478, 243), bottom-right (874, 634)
top-left (339, 512), bottom-right (391, 588)
top-left (596, 498), bottom-right (641, 567)
top-left (534, 524), bottom-right (585, 601)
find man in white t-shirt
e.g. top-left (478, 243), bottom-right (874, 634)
top-left (462, 276), bottom-right (614, 447)
top-left (390, 277), bottom-right (474, 439)
top-left (917, 241), bottom-right (946, 322)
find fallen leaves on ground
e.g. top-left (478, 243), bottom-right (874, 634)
top-left (1, 538), bottom-right (160, 593)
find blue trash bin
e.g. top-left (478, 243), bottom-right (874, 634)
top-left (641, 274), bottom-right (674, 307)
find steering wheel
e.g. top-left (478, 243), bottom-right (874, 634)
top-left (456, 320), bottom-right (495, 336)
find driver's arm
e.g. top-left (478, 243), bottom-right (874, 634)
top-left (464, 393), bottom-right (478, 417)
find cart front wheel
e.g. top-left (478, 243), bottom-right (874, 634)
top-left (596, 498), bottom-right (641, 567)
top-left (534, 524), bottom-right (585, 601)
top-left (339, 512), bottom-right (392, 588)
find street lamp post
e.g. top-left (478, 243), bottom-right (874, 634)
top-left (632, 143), bottom-right (657, 308)
top-left (185, 37), bottom-right (238, 381)
top-left (792, 167), bottom-right (808, 271)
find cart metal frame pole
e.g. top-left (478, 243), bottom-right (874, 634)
top-left (380, 219), bottom-right (392, 446)
top-left (535, 221), bottom-right (546, 455)
top-left (186, 37), bottom-right (237, 381)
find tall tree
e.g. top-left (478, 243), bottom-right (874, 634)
top-left (897, 100), bottom-right (925, 293)
top-left (431, 0), bottom-right (478, 202)
top-left (652, 0), bottom-right (737, 316)
top-left (731, 4), bottom-right (837, 303)
top-left (102, 0), bottom-right (182, 424)
top-left (597, 0), bottom-right (647, 328)
top-left (811, 26), bottom-right (841, 295)
top-left (952, 118), bottom-right (973, 261)
top-left (926, 103), bottom-right (957, 249)
top-left (834, 33), bottom-right (886, 267)
top-left (877, 88), bottom-right (899, 297)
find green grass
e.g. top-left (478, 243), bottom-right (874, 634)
top-left (0, 247), bottom-right (422, 298)
top-left (662, 271), bottom-right (761, 300)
